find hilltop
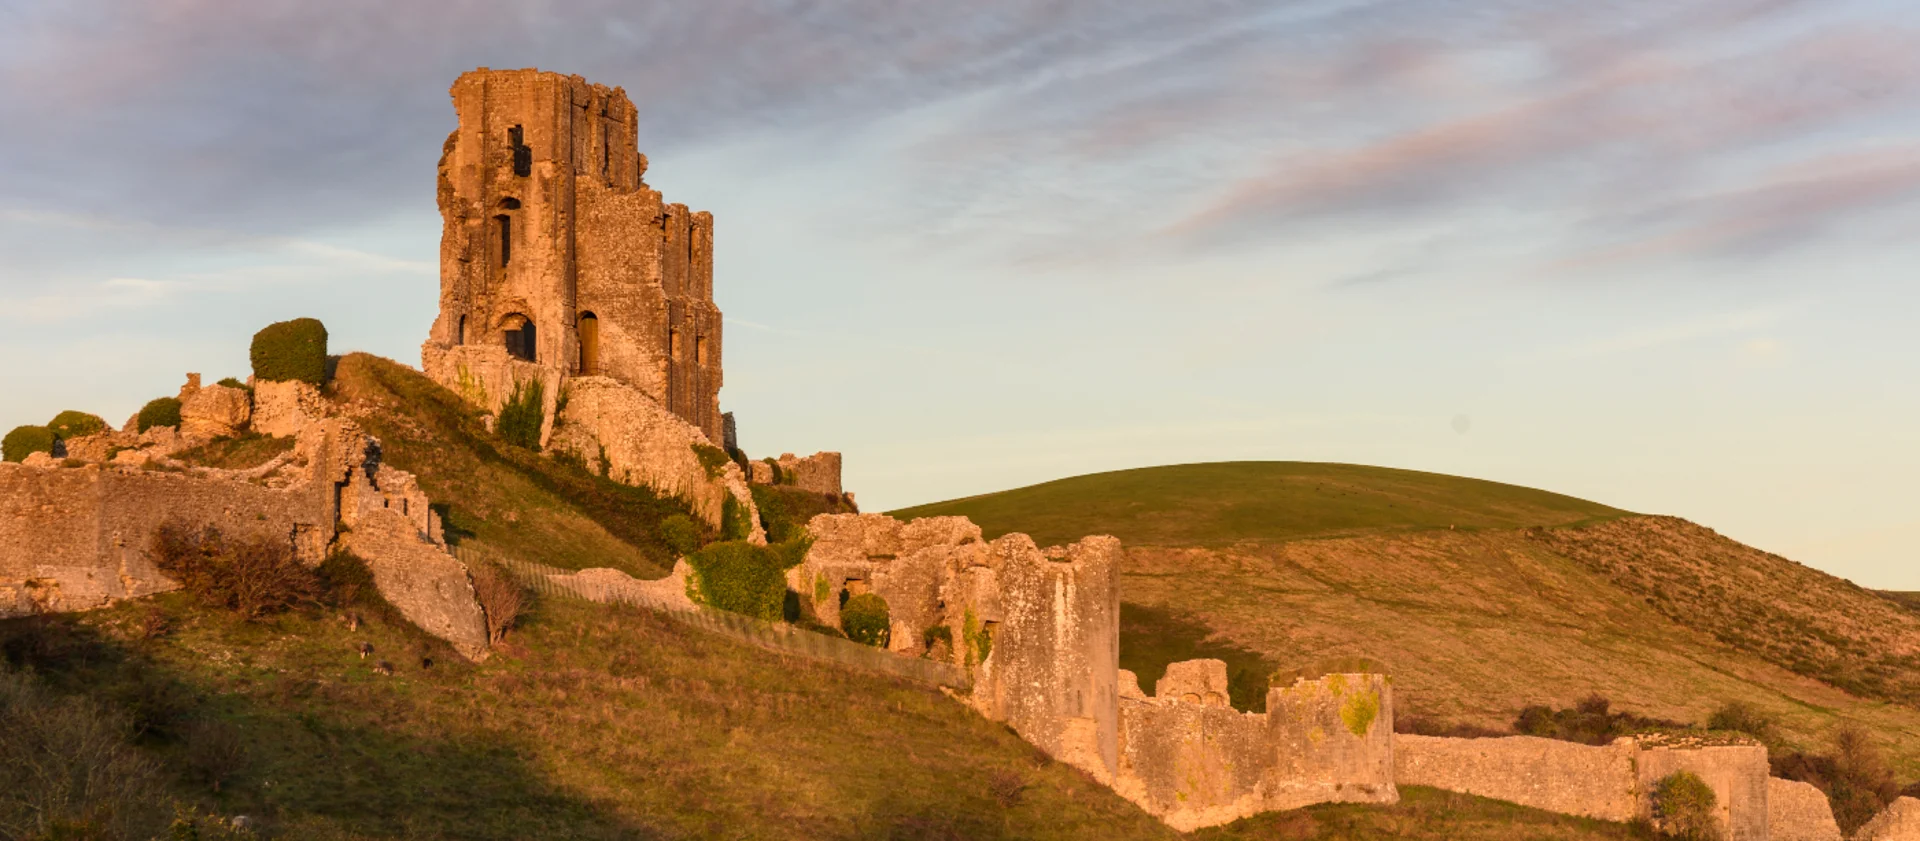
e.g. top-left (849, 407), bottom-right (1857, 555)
top-left (895, 462), bottom-right (1920, 777)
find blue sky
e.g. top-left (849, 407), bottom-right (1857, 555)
top-left (2, 0), bottom-right (1916, 586)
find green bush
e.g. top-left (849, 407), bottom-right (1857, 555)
top-left (660, 514), bottom-right (704, 556)
top-left (1651, 771), bottom-right (1720, 841)
top-left (842, 593), bottom-right (891, 647)
top-left (761, 457), bottom-right (785, 485)
top-left (496, 379), bottom-right (545, 450)
top-left (249, 317), bottom-right (329, 385)
top-left (1706, 701), bottom-right (1776, 742)
top-left (2, 425), bottom-right (55, 462)
top-left (963, 607), bottom-right (994, 665)
top-left (720, 493), bottom-right (752, 541)
top-left (215, 376), bottom-right (249, 392)
top-left (46, 410), bottom-right (107, 440)
top-left (923, 624), bottom-right (954, 651)
top-left (137, 397), bottom-right (183, 432)
top-left (684, 541), bottom-right (789, 621)
top-left (751, 484), bottom-right (854, 544)
top-left (691, 443), bottom-right (730, 479)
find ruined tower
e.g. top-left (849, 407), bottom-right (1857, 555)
top-left (423, 67), bottom-right (724, 445)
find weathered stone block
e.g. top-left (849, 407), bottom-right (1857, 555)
top-left (1857, 796), bottom-right (1920, 841)
top-left (1769, 776), bottom-right (1842, 841)
top-left (252, 379), bottom-right (326, 437)
top-left (181, 383), bottom-right (252, 440)
top-left (1156, 658), bottom-right (1231, 707)
top-left (342, 509), bottom-right (489, 661)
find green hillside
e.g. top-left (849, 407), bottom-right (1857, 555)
top-left (897, 463), bottom-right (1920, 782)
top-left (889, 461), bottom-right (1629, 547)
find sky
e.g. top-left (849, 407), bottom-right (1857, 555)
top-left (2, 0), bottom-right (1916, 586)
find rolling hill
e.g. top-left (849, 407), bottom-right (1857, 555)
top-left (894, 462), bottom-right (1920, 777)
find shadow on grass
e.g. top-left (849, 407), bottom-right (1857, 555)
top-left (0, 611), bottom-right (657, 841)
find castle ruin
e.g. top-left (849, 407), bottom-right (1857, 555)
top-left (423, 68), bottom-right (722, 445)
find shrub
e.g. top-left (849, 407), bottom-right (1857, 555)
top-left (149, 521), bottom-right (319, 620)
top-left (495, 378), bottom-right (545, 450)
top-left (182, 717), bottom-right (246, 793)
top-left (0, 666), bottom-right (171, 840)
top-left (215, 377), bottom-right (248, 391)
top-left (751, 484), bottom-right (854, 544)
top-left (1651, 771), bottom-right (1720, 841)
top-left (1706, 701), bottom-right (1776, 742)
top-left (963, 608), bottom-right (993, 665)
top-left (1512, 695), bottom-right (1686, 746)
top-left (842, 593), bottom-right (891, 647)
top-left (660, 514), bottom-right (705, 556)
top-left (2, 425), bottom-right (55, 462)
top-left (249, 317), bottom-right (329, 385)
top-left (720, 493), bottom-right (752, 541)
top-left (137, 397), bottom-right (183, 432)
top-left (685, 541), bottom-right (788, 621)
top-left (470, 563), bottom-right (525, 643)
top-left (761, 457), bottom-right (785, 485)
top-left (46, 410), bottom-right (107, 440)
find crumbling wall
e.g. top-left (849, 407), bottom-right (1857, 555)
top-left (1266, 673), bottom-right (1398, 811)
top-left (549, 376), bottom-right (761, 542)
top-left (1856, 796), bottom-right (1920, 841)
top-left (179, 379), bottom-right (251, 439)
top-left (1395, 734), bottom-right (1641, 821)
top-left (341, 509), bottom-right (489, 661)
top-left (798, 513), bottom-right (984, 652)
top-left (971, 533), bottom-right (1122, 783)
top-left (253, 379), bottom-right (330, 438)
top-left (752, 451), bottom-right (842, 496)
top-left (1635, 740), bottom-right (1770, 841)
top-left (1116, 692), bottom-right (1273, 831)
top-left (1769, 777), bottom-right (1842, 841)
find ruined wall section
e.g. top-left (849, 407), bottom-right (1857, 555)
top-left (1395, 734), bottom-right (1642, 821)
top-left (1635, 741), bottom-right (1770, 841)
top-left (574, 174), bottom-right (668, 399)
top-left (752, 451), bottom-right (843, 496)
top-left (1266, 674), bottom-right (1398, 811)
top-left (1768, 777), bottom-right (1842, 841)
top-left (973, 534), bottom-right (1122, 783)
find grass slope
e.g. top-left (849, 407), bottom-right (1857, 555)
top-left (890, 461), bottom-right (1629, 547)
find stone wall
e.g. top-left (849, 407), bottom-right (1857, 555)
top-left (1857, 797), bottom-right (1920, 841)
top-left (1395, 734), bottom-right (1641, 821)
top-left (1636, 739), bottom-right (1771, 841)
top-left (548, 376), bottom-right (762, 542)
top-left (0, 418), bottom-right (490, 660)
top-left (1396, 734), bottom-right (1771, 839)
top-left (1769, 777), bottom-right (1842, 841)
top-left (253, 379), bottom-right (329, 438)
top-left (751, 451), bottom-right (843, 496)
top-left (1112, 658), bottom-right (1397, 831)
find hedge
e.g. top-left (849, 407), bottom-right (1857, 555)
top-left (3, 425), bottom-right (55, 462)
top-left (46, 410), bottom-right (107, 440)
top-left (659, 514), bottom-right (704, 556)
top-left (684, 541), bottom-right (788, 621)
top-left (842, 593), bottom-right (891, 647)
top-left (136, 398), bottom-right (183, 432)
top-left (249, 318), bottom-right (329, 385)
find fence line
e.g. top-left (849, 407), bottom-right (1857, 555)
top-left (449, 544), bottom-right (971, 691)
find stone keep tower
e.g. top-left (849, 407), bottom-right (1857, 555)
top-left (424, 67), bottom-right (724, 445)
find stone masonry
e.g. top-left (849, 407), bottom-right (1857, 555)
top-left (419, 67), bottom-right (768, 536)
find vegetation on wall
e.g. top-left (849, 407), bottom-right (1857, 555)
top-left (248, 317), bottom-right (329, 386)
top-left (691, 443), bottom-right (730, 480)
top-left (46, 410), bottom-right (107, 440)
top-left (1513, 695), bottom-right (1687, 746)
top-left (684, 540), bottom-right (792, 621)
top-left (2, 425), bottom-right (55, 462)
top-left (1649, 771), bottom-right (1718, 841)
top-left (137, 397), bottom-right (183, 432)
top-left (495, 379), bottom-right (545, 451)
top-left (842, 594), bottom-right (891, 648)
top-left (149, 522), bottom-right (319, 621)
top-left (659, 514), bottom-right (705, 557)
top-left (963, 608), bottom-right (993, 666)
top-left (751, 484), bottom-right (855, 544)
top-left (720, 494), bottom-right (752, 542)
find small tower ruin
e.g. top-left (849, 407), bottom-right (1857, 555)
top-left (422, 67), bottom-right (723, 445)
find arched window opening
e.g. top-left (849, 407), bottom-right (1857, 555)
top-left (599, 105), bottom-right (611, 179)
top-left (578, 312), bottom-right (600, 374)
top-left (495, 214), bottom-right (512, 267)
top-left (508, 125), bottom-right (531, 177)
top-left (694, 335), bottom-right (707, 366)
top-left (503, 314), bottom-right (536, 362)
top-left (456, 314), bottom-right (467, 345)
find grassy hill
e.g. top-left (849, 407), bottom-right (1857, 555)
top-left (895, 462), bottom-right (1920, 778)
top-left (890, 461), bottom-right (1629, 548)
